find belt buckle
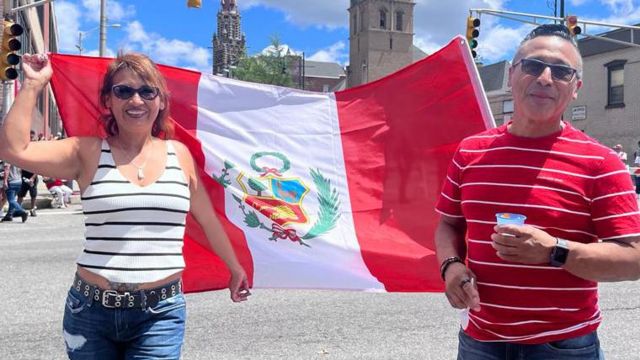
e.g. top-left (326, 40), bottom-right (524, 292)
top-left (102, 290), bottom-right (129, 308)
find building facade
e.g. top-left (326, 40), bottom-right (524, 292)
top-left (212, 0), bottom-right (246, 76)
top-left (347, 0), bottom-right (416, 87)
top-left (478, 60), bottom-right (512, 126)
top-left (564, 28), bottom-right (640, 157)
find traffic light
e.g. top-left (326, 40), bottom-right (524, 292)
top-left (187, 0), bottom-right (201, 8)
top-left (466, 16), bottom-right (480, 58)
top-left (567, 15), bottom-right (581, 36)
top-left (0, 20), bottom-right (23, 81)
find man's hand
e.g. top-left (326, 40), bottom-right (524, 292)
top-left (228, 266), bottom-right (251, 303)
top-left (491, 225), bottom-right (557, 264)
top-left (444, 262), bottom-right (480, 311)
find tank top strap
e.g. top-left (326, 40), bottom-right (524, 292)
top-left (98, 139), bottom-right (116, 166)
top-left (165, 140), bottom-right (181, 168)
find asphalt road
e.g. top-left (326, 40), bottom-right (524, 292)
top-left (2, 205), bottom-right (640, 359)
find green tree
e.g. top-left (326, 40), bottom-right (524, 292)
top-left (233, 35), bottom-right (294, 87)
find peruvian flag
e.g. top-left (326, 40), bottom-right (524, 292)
top-left (49, 36), bottom-right (493, 293)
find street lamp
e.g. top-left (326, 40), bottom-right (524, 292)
top-left (76, 23), bottom-right (121, 55)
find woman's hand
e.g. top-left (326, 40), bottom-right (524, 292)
top-left (228, 266), bottom-right (251, 303)
top-left (21, 54), bottom-right (52, 90)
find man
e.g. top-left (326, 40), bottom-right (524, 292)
top-left (435, 24), bottom-right (640, 359)
top-left (614, 143), bottom-right (627, 164)
top-left (2, 161), bottom-right (29, 222)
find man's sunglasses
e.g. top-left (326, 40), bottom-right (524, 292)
top-left (111, 85), bottom-right (160, 100)
top-left (514, 58), bottom-right (578, 82)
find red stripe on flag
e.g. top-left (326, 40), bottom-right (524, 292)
top-left (335, 37), bottom-right (491, 291)
top-left (50, 54), bottom-right (253, 293)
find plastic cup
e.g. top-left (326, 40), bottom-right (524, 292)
top-left (495, 213), bottom-right (526, 226)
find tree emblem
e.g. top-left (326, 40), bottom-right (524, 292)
top-left (212, 152), bottom-right (340, 247)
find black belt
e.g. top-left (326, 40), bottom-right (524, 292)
top-left (72, 275), bottom-right (182, 309)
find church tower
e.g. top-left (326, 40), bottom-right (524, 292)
top-left (212, 0), bottom-right (246, 75)
top-left (347, 0), bottom-right (415, 87)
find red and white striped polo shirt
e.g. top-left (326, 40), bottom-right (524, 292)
top-left (436, 121), bottom-right (640, 344)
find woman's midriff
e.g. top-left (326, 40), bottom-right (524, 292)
top-left (76, 266), bottom-right (183, 290)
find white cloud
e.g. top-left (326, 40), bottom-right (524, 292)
top-left (239, 0), bottom-right (347, 29)
top-left (601, 0), bottom-right (634, 14)
top-left (80, 0), bottom-right (135, 24)
top-left (122, 21), bottom-right (210, 72)
top-left (570, 0), bottom-right (590, 5)
top-left (54, 0), bottom-right (82, 52)
top-left (307, 41), bottom-right (347, 63)
top-left (477, 24), bottom-right (530, 62)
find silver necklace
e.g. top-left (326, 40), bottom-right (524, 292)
top-left (129, 140), bottom-right (153, 181)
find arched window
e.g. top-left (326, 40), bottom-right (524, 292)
top-left (379, 8), bottom-right (387, 29)
top-left (395, 11), bottom-right (404, 31)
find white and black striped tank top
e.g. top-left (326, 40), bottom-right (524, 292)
top-left (77, 140), bottom-right (191, 283)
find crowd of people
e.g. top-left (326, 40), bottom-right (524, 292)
top-left (0, 131), bottom-right (75, 222)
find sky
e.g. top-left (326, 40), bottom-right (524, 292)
top-left (53, 0), bottom-right (640, 73)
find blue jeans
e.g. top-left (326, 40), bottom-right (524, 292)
top-left (5, 180), bottom-right (26, 218)
top-left (62, 286), bottom-right (186, 359)
top-left (457, 329), bottom-right (604, 360)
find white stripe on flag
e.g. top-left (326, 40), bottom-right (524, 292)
top-left (196, 74), bottom-right (385, 291)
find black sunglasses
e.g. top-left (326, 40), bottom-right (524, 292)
top-left (111, 85), bottom-right (160, 100)
top-left (514, 58), bottom-right (578, 82)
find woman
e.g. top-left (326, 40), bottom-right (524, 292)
top-left (0, 53), bottom-right (250, 359)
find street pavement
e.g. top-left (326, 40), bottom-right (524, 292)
top-left (1, 205), bottom-right (640, 359)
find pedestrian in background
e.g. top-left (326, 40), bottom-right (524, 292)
top-left (435, 24), bottom-right (640, 359)
top-left (0, 53), bottom-right (250, 359)
top-left (17, 130), bottom-right (40, 216)
top-left (2, 162), bottom-right (29, 222)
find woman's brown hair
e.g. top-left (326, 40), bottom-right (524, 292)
top-left (99, 53), bottom-right (174, 138)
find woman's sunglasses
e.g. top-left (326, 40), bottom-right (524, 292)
top-left (514, 58), bottom-right (578, 82)
top-left (111, 85), bottom-right (160, 100)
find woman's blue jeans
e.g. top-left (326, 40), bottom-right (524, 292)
top-left (457, 329), bottom-right (604, 360)
top-left (5, 180), bottom-right (26, 218)
top-left (62, 286), bottom-right (186, 359)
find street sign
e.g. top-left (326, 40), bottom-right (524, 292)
top-left (572, 105), bottom-right (586, 120)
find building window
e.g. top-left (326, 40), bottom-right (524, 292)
top-left (379, 9), bottom-right (387, 29)
top-left (503, 100), bottom-right (514, 114)
top-left (605, 60), bottom-right (626, 108)
top-left (390, 37), bottom-right (393, 49)
top-left (322, 84), bottom-right (330, 92)
top-left (395, 12), bottom-right (403, 31)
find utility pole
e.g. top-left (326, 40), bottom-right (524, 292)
top-left (99, 0), bottom-right (106, 56)
top-left (560, 0), bottom-right (564, 20)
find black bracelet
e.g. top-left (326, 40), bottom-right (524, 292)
top-left (440, 256), bottom-right (464, 281)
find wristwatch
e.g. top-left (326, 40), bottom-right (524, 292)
top-left (550, 237), bottom-right (569, 267)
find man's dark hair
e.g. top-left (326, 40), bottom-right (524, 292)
top-left (522, 24), bottom-right (577, 47)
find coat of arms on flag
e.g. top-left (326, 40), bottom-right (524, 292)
top-left (213, 151), bottom-right (340, 248)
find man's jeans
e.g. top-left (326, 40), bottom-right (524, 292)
top-left (62, 286), bottom-right (186, 359)
top-left (5, 180), bottom-right (26, 218)
top-left (457, 329), bottom-right (604, 360)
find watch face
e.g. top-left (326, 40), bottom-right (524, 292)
top-left (550, 239), bottom-right (569, 267)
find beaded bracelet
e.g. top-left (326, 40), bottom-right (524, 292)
top-left (440, 256), bottom-right (464, 281)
